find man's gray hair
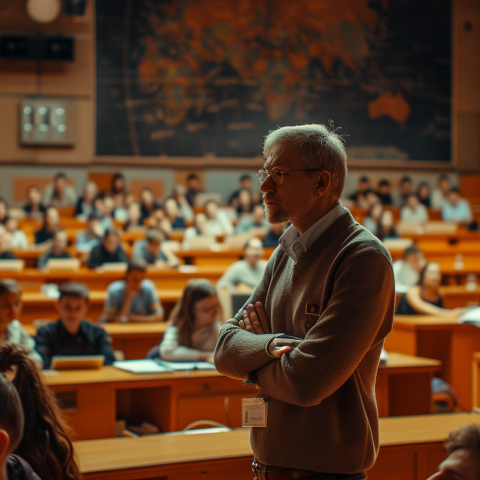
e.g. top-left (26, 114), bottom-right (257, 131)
top-left (263, 124), bottom-right (348, 200)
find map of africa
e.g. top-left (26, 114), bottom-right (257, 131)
top-left (96, 0), bottom-right (451, 161)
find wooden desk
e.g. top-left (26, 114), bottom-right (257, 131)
top-left (44, 353), bottom-right (439, 441)
top-left (76, 413), bottom-right (480, 480)
top-left (25, 322), bottom-right (168, 360)
top-left (19, 289), bottom-right (182, 325)
top-left (471, 352), bottom-right (480, 408)
top-left (44, 367), bottom-right (258, 440)
top-left (376, 352), bottom-right (440, 416)
top-left (384, 315), bottom-right (480, 410)
top-left (440, 285), bottom-right (480, 308)
top-left (0, 266), bottom-right (227, 290)
top-left (177, 247), bottom-right (275, 267)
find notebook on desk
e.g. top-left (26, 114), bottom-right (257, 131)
top-left (113, 359), bottom-right (216, 374)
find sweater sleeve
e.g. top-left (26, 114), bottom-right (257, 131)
top-left (251, 252), bottom-right (395, 407)
top-left (160, 326), bottom-right (205, 361)
top-left (214, 250), bottom-right (282, 379)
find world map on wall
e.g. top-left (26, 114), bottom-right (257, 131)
top-left (96, 0), bottom-right (451, 160)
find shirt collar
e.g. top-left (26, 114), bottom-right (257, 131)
top-left (280, 202), bottom-right (344, 262)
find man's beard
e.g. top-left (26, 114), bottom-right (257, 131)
top-left (262, 198), bottom-right (289, 224)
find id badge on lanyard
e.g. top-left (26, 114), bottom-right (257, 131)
top-left (242, 398), bottom-right (268, 427)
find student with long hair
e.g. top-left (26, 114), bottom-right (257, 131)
top-left (397, 262), bottom-right (467, 317)
top-left (0, 371), bottom-right (40, 480)
top-left (159, 280), bottom-right (222, 362)
top-left (0, 342), bottom-right (80, 480)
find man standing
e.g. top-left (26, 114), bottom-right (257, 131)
top-left (214, 124), bottom-right (395, 479)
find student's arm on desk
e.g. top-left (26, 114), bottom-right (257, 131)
top-left (160, 326), bottom-right (213, 362)
top-left (251, 252), bottom-right (395, 407)
top-left (214, 251), bottom-right (281, 380)
top-left (405, 287), bottom-right (466, 317)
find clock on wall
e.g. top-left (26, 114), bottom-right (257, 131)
top-left (26, 0), bottom-right (62, 24)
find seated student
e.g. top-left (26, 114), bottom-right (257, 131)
top-left (0, 227), bottom-right (16, 261)
top-left (397, 175), bottom-right (413, 207)
top-left (92, 194), bottom-right (113, 232)
top-left (0, 199), bottom-right (8, 226)
top-left (172, 185), bottom-right (194, 222)
top-left (75, 213), bottom-right (103, 256)
top-left (236, 188), bottom-right (256, 217)
top-left (393, 246), bottom-right (426, 293)
top-left (35, 282), bottom-right (116, 368)
top-left (400, 193), bottom-right (429, 223)
top-left (75, 180), bottom-right (98, 218)
top-left (23, 186), bottom-right (45, 218)
top-left (236, 204), bottom-right (268, 233)
top-left (0, 371), bottom-right (40, 480)
top-left (442, 188), bottom-right (473, 225)
top-left (417, 182), bottom-right (431, 208)
top-left (132, 228), bottom-right (177, 267)
top-left (146, 204), bottom-right (172, 238)
top-left (3, 219), bottom-right (28, 251)
top-left (34, 206), bottom-right (60, 246)
top-left (228, 174), bottom-right (253, 208)
top-left (88, 227), bottom-right (127, 269)
top-left (36, 229), bottom-right (71, 269)
top-left (185, 173), bottom-right (203, 207)
top-left (103, 257), bottom-right (164, 323)
top-left (182, 213), bottom-right (209, 249)
top-left (262, 222), bottom-right (285, 248)
top-left (427, 423), bottom-right (480, 480)
top-left (363, 201), bottom-right (384, 235)
top-left (376, 209), bottom-right (399, 242)
top-left (164, 197), bottom-right (186, 229)
top-left (0, 280), bottom-right (42, 366)
top-left (110, 172), bottom-right (127, 197)
top-left (204, 200), bottom-right (234, 236)
top-left (123, 201), bottom-right (144, 231)
top-left (376, 179), bottom-right (393, 206)
top-left (159, 280), bottom-right (221, 362)
top-left (348, 176), bottom-right (371, 205)
top-left (41, 172), bottom-right (77, 208)
top-left (140, 188), bottom-right (160, 222)
top-left (0, 342), bottom-right (80, 480)
top-left (216, 238), bottom-right (267, 294)
top-left (431, 173), bottom-right (451, 210)
top-left (397, 262), bottom-right (467, 317)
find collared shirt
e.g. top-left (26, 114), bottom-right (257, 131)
top-left (132, 239), bottom-right (168, 265)
top-left (35, 319), bottom-right (116, 369)
top-left (5, 320), bottom-right (43, 366)
top-left (280, 202), bottom-right (345, 262)
top-left (104, 279), bottom-right (163, 318)
top-left (442, 199), bottom-right (472, 222)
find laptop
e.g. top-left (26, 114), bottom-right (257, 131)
top-left (0, 259), bottom-right (25, 271)
top-left (50, 355), bottom-right (105, 370)
top-left (45, 258), bottom-right (81, 272)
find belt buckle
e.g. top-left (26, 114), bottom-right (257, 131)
top-left (252, 458), bottom-right (266, 480)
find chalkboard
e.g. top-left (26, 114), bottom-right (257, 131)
top-left (96, 0), bottom-right (451, 161)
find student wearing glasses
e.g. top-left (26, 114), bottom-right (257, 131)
top-left (214, 124), bottom-right (395, 480)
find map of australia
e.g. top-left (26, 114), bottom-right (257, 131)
top-left (96, 0), bottom-right (451, 160)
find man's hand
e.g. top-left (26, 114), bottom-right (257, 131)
top-left (239, 302), bottom-right (292, 359)
top-left (239, 302), bottom-right (271, 334)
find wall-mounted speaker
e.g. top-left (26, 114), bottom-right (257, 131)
top-left (0, 34), bottom-right (74, 61)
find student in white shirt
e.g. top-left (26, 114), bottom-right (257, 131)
top-left (392, 246), bottom-right (426, 293)
top-left (400, 194), bottom-right (429, 223)
top-left (0, 279), bottom-right (42, 366)
top-left (159, 280), bottom-right (221, 362)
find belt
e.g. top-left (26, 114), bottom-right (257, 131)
top-left (252, 459), bottom-right (366, 480)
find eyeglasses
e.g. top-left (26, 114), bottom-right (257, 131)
top-left (256, 167), bottom-right (318, 186)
